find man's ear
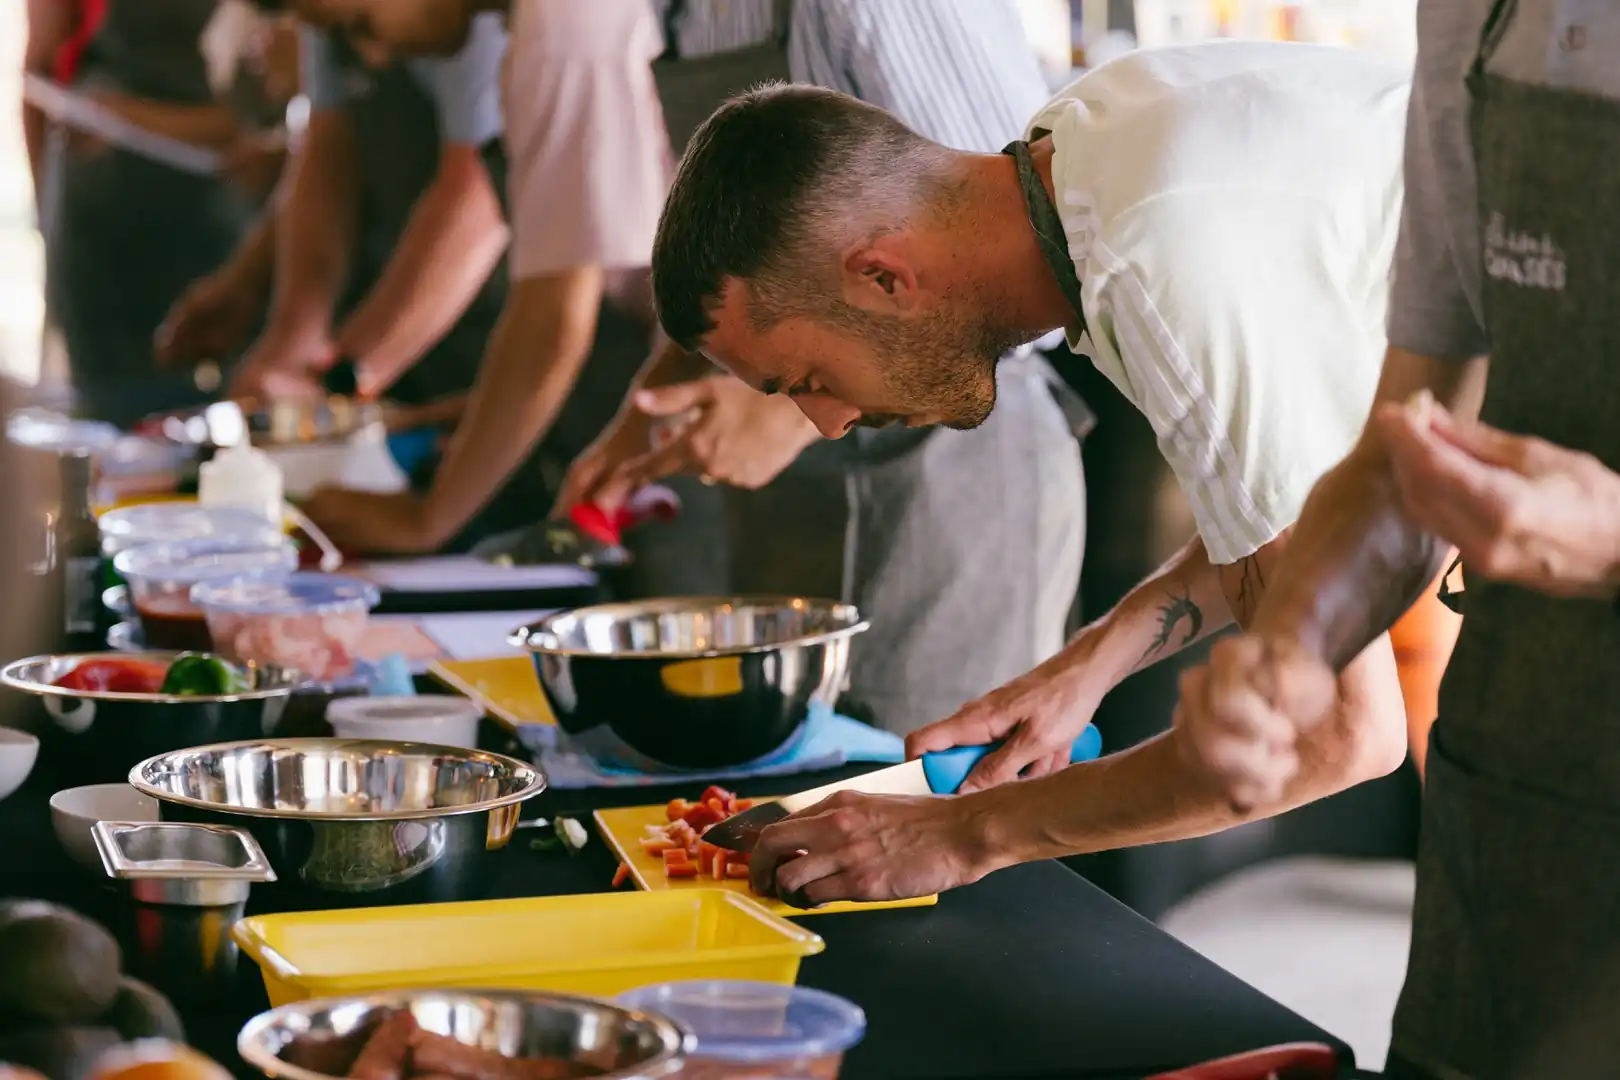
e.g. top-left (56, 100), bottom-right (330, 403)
top-left (841, 236), bottom-right (920, 315)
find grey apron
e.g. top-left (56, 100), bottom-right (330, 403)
top-left (1387, 3), bottom-right (1620, 1077)
top-left (45, 0), bottom-right (254, 428)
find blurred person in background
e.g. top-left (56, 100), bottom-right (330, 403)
top-left (24, 0), bottom-right (296, 427)
top-left (161, 2), bottom-right (565, 550)
top-left (288, 0), bottom-right (669, 573)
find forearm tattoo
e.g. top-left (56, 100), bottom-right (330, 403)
top-left (1232, 555), bottom-right (1267, 626)
top-left (1142, 588), bottom-right (1204, 662)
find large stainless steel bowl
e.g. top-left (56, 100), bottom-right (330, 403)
top-left (511, 597), bottom-right (869, 769)
top-left (130, 739), bottom-right (546, 911)
top-left (1, 652), bottom-right (299, 783)
top-left (239, 990), bottom-right (690, 1080)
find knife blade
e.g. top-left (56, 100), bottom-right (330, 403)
top-left (704, 723), bottom-right (1102, 852)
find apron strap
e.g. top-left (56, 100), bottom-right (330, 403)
top-left (1472, 0), bottom-right (1520, 77)
top-left (1000, 139), bottom-right (1098, 440)
top-left (1001, 140), bottom-right (1090, 339)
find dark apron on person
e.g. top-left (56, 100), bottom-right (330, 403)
top-left (340, 55), bottom-right (644, 550)
top-left (45, 0), bottom-right (254, 428)
top-left (1384, 3), bottom-right (1620, 1078)
top-left (615, 0), bottom-right (800, 600)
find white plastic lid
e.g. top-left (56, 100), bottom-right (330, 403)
top-left (99, 503), bottom-right (283, 555)
top-left (190, 572), bottom-right (380, 615)
top-left (618, 982), bottom-right (866, 1064)
top-left (325, 695), bottom-right (483, 727)
top-left (113, 538), bottom-right (297, 588)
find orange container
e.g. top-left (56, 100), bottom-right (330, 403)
top-left (1390, 562), bottom-right (1462, 777)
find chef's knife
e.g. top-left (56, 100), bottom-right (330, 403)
top-left (704, 723), bottom-right (1103, 853)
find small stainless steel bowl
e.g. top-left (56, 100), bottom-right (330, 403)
top-left (511, 597), bottom-right (869, 769)
top-left (130, 739), bottom-right (547, 909)
top-left (0, 652), bottom-right (300, 783)
top-left (239, 990), bottom-right (690, 1080)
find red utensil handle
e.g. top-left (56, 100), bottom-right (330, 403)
top-left (1146, 1042), bottom-right (1340, 1080)
top-left (567, 503), bottom-right (622, 546)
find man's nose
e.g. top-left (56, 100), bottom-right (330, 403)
top-left (796, 397), bottom-right (861, 439)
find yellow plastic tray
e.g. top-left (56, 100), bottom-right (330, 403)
top-left (595, 802), bottom-right (939, 917)
top-left (233, 889), bottom-right (823, 1007)
top-left (428, 656), bottom-right (554, 731)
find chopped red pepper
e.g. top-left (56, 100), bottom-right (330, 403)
top-left (699, 785), bottom-right (735, 807)
top-left (611, 863), bottom-right (631, 889)
top-left (53, 658), bottom-right (168, 694)
top-left (681, 803), bottom-right (723, 831)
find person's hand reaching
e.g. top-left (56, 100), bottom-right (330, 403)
top-left (905, 654), bottom-right (1104, 793)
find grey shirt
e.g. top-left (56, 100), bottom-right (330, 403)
top-left (1389, 0), bottom-right (1620, 362)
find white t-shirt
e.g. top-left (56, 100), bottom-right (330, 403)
top-left (1027, 41), bottom-right (1409, 565)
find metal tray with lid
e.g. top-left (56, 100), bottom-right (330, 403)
top-left (93, 819), bottom-right (277, 906)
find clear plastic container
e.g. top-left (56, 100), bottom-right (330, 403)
top-left (619, 981), bottom-right (866, 1080)
top-left (192, 572), bottom-right (381, 681)
top-left (114, 538), bottom-right (298, 651)
top-left (99, 502), bottom-right (283, 560)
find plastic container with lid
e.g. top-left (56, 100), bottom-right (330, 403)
top-left (98, 501), bottom-right (284, 560)
top-left (115, 538), bottom-right (299, 651)
top-left (326, 694), bottom-right (483, 748)
top-left (618, 981), bottom-right (866, 1080)
top-left (192, 572), bottom-right (381, 682)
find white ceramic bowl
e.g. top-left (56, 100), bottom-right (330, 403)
top-left (50, 783), bottom-right (160, 869)
top-left (325, 695), bottom-right (484, 750)
top-left (0, 728), bottom-right (39, 801)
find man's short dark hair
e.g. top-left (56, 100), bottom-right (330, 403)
top-left (652, 82), bottom-right (954, 351)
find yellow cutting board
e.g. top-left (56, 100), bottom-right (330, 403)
top-left (594, 801), bottom-right (938, 918)
top-left (428, 656), bottom-right (554, 730)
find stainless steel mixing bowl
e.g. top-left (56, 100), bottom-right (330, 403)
top-left (238, 989), bottom-right (690, 1080)
top-left (129, 739), bottom-right (547, 910)
top-left (1, 651), bottom-right (300, 783)
top-left (511, 597), bottom-right (869, 769)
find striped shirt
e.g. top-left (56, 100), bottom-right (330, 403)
top-left (1028, 42), bottom-right (1409, 565)
top-left (653, 0), bottom-right (1052, 154)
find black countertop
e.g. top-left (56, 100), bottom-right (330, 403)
top-left (1, 725), bottom-right (1362, 1080)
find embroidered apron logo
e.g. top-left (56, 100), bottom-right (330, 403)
top-left (1484, 212), bottom-right (1567, 290)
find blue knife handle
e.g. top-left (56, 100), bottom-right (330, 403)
top-left (920, 724), bottom-right (1103, 795)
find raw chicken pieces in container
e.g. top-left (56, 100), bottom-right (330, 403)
top-left (190, 572), bottom-right (380, 681)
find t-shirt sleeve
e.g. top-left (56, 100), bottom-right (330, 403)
top-left (299, 26), bottom-right (351, 109)
top-left (503, 0), bottom-right (672, 279)
top-left (420, 13), bottom-right (507, 147)
top-left (1097, 192), bottom-right (1387, 565)
top-left (1385, 33), bottom-right (1490, 363)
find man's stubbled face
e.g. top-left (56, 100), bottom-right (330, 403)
top-left (699, 279), bottom-right (1023, 439)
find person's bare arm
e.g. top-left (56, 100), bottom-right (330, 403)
top-left (1248, 347), bottom-right (1489, 668)
top-left (334, 144), bottom-right (509, 395)
top-left (1068, 535), bottom-right (1233, 685)
top-left (261, 107), bottom-right (357, 350)
top-left (977, 522), bottom-right (1411, 859)
top-left (87, 93), bottom-right (240, 147)
top-left (416, 268), bottom-right (604, 546)
top-left (23, 0), bottom-right (73, 203)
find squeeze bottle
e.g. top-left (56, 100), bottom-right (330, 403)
top-left (198, 442), bottom-right (284, 528)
